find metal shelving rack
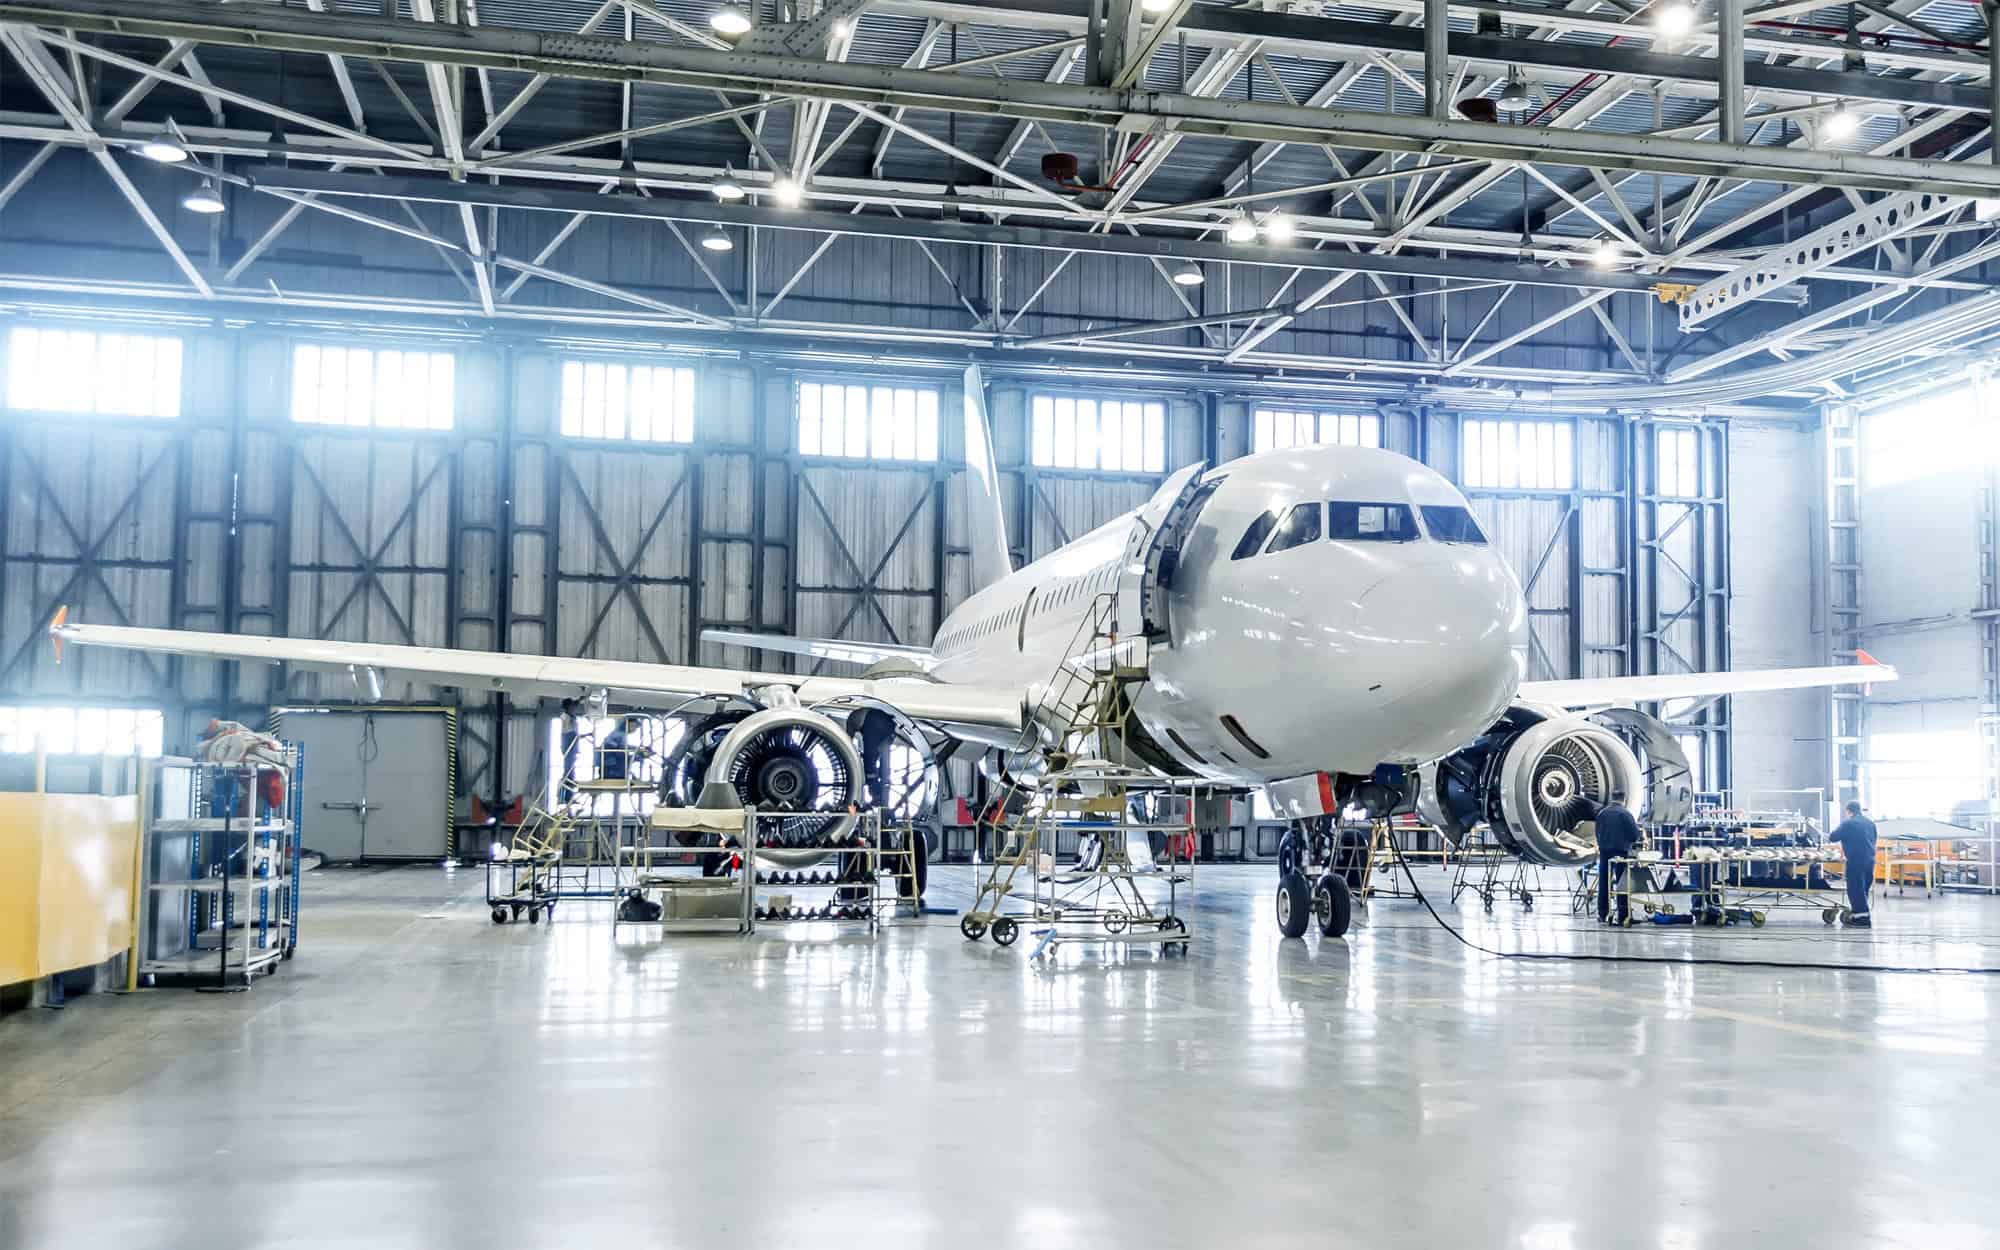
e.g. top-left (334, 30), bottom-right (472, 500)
top-left (138, 747), bottom-right (303, 987)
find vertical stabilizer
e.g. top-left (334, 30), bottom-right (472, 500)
top-left (962, 364), bottom-right (1014, 591)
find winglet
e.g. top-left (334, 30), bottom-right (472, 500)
top-left (1855, 647), bottom-right (1882, 667)
top-left (47, 605), bottom-right (68, 664)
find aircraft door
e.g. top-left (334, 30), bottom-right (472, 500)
top-left (1115, 461), bottom-right (1214, 649)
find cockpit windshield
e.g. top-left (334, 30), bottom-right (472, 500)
top-left (1328, 502), bottom-right (1419, 543)
top-left (1420, 505), bottom-right (1488, 545)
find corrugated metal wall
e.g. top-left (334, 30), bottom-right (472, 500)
top-left (0, 312), bottom-right (1771, 816)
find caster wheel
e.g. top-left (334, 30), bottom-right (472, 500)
top-left (1822, 908), bottom-right (1838, 925)
top-left (510, 906), bottom-right (524, 922)
top-left (1521, 894), bottom-right (1535, 911)
top-left (1313, 873), bottom-right (1353, 938)
top-left (1751, 911), bottom-right (1767, 927)
top-left (1275, 872), bottom-right (1311, 939)
top-left (1103, 910), bottom-right (1129, 934)
top-left (959, 915), bottom-right (988, 941)
top-left (992, 917), bottom-right (1019, 947)
top-left (528, 908), bottom-right (541, 925)
top-left (1163, 916), bottom-right (1186, 935)
top-left (491, 907), bottom-right (508, 924)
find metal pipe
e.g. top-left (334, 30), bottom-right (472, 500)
top-left (1720, 0), bottom-right (1747, 145)
top-left (1425, 0), bottom-right (1450, 120)
top-left (1990, 1), bottom-right (2000, 164)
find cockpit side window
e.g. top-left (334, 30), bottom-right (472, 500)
top-left (1420, 505), bottom-right (1488, 545)
top-left (1328, 502), bottom-right (1419, 543)
top-left (1265, 502), bottom-right (1322, 553)
top-left (1231, 511), bottom-right (1278, 560)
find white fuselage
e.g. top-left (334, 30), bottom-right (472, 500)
top-left (928, 444), bottom-right (1527, 785)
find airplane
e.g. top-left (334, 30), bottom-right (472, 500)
top-left (49, 366), bottom-right (1895, 938)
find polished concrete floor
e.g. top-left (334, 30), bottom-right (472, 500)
top-left (4, 861), bottom-right (1998, 1249)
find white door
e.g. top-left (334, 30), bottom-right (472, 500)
top-left (274, 708), bottom-right (452, 861)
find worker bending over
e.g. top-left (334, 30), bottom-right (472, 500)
top-left (1591, 798), bottom-right (1643, 925)
top-left (1831, 800), bottom-right (1878, 928)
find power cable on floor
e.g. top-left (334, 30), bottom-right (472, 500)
top-left (1382, 835), bottom-right (2000, 976)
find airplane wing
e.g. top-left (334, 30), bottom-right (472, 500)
top-left (50, 618), bottom-right (1024, 731)
top-left (1519, 654), bottom-right (1896, 711)
top-left (701, 629), bottom-right (934, 669)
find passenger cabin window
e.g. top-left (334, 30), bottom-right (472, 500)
top-left (1421, 505), bottom-right (1488, 545)
top-left (1329, 502), bottom-right (1419, 543)
top-left (1231, 511), bottom-right (1277, 561)
top-left (1266, 503), bottom-right (1322, 553)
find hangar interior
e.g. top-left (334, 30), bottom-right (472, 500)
top-left (2, 0), bottom-right (1999, 1245)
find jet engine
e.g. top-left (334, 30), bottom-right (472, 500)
top-left (1419, 709), bottom-right (1646, 866)
top-left (704, 707), bottom-right (862, 861)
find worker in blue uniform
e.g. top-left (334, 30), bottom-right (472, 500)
top-left (1831, 800), bottom-right (1878, 927)
top-left (1590, 798), bottom-right (1644, 924)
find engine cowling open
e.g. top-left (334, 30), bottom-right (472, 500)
top-left (1420, 710), bottom-right (1647, 867)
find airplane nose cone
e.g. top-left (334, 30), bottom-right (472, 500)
top-left (1355, 554), bottom-right (1524, 757)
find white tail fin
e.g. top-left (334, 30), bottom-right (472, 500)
top-left (962, 364), bottom-right (1013, 592)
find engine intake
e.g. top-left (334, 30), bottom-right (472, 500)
top-left (1493, 719), bottom-right (1643, 866)
top-left (703, 707), bottom-right (862, 850)
top-left (1420, 713), bottom-right (1645, 867)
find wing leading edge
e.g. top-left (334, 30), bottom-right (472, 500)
top-left (51, 619), bottom-right (1024, 731)
top-left (1520, 654), bottom-right (1897, 711)
top-left (701, 629), bottom-right (934, 669)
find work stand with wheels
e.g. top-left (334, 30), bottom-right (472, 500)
top-left (958, 595), bottom-right (1194, 958)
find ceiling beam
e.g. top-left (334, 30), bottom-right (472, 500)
top-left (237, 164), bottom-right (1710, 295)
top-left (10, 0), bottom-right (2000, 194)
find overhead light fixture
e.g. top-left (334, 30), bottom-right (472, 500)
top-left (1823, 104), bottom-right (1861, 141)
top-left (832, 17), bottom-right (853, 37)
top-left (700, 225), bottom-right (734, 252)
top-left (773, 176), bottom-right (803, 207)
top-left (1654, 1), bottom-right (1696, 38)
top-left (137, 133), bottom-right (190, 164)
top-left (1495, 76), bottom-right (1533, 117)
top-left (1591, 239), bottom-right (1620, 268)
top-left (182, 181), bottom-right (225, 215)
top-left (713, 169), bottom-right (745, 201)
top-left (1171, 261), bottom-right (1204, 287)
top-left (710, 4), bottom-right (752, 36)
top-left (1226, 211), bottom-right (1257, 244)
top-left (1262, 211), bottom-right (1296, 243)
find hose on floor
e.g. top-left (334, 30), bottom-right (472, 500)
top-left (1382, 835), bottom-right (2000, 976)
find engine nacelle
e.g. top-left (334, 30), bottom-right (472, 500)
top-left (1420, 710), bottom-right (1646, 867)
top-left (704, 707), bottom-right (863, 858)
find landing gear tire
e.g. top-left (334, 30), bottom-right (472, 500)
top-left (991, 917), bottom-right (1019, 947)
top-left (898, 829), bottom-right (930, 903)
top-left (1313, 873), bottom-right (1353, 939)
top-left (1276, 872), bottom-right (1311, 939)
top-left (959, 915), bottom-right (988, 941)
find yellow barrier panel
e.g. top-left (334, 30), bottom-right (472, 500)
top-left (0, 794), bottom-right (141, 986)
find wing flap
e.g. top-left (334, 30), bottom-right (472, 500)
top-left (1520, 661), bottom-right (1898, 710)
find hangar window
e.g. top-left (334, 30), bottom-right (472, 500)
top-left (1461, 419), bottom-right (1573, 491)
top-left (291, 344), bottom-right (455, 429)
top-left (1030, 393), bottom-right (1167, 473)
top-left (549, 714), bottom-right (685, 817)
top-left (560, 360), bottom-right (696, 443)
top-left (1655, 425), bottom-right (1701, 498)
top-left (1328, 502), bottom-right (1419, 542)
top-left (0, 705), bottom-right (164, 756)
top-left (798, 380), bottom-right (939, 461)
top-left (1252, 407), bottom-right (1380, 453)
top-left (7, 326), bottom-right (183, 418)
top-left (1231, 511), bottom-right (1278, 560)
top-left (1266, 502), bottom-right (1322, 553)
